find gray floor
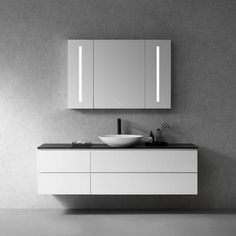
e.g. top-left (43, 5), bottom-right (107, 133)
top-left (0, 210), bottom-right (236, 236)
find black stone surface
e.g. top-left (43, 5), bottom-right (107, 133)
top-left (37, 143), bottom-right (198, 149)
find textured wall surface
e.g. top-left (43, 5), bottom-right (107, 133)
top-left (0, 0), bottom-right (235, 209)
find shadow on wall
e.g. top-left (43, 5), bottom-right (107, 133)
top-left (54, 147), bottom-right (236, 210)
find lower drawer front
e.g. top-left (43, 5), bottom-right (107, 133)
top-left (38, 173), bottom-right (90, 194)
top-left (91, 173), bottom-right (197, 195)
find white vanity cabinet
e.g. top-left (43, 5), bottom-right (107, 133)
top-left (68, 39), bottom-right (171, 109)
top-left (37, 150), bottom-right (90, 194)
top-left (37, 146), bottom-right (197, 195)
top-left (91, 150), bottom-right (197, 195)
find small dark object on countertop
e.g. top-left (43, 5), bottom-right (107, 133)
top-left (72, 142), bottom-right (92, 148)
top-left (145, 141), bottom-right (168, 146)
top-left (148, 131), bottom-right (155, 143)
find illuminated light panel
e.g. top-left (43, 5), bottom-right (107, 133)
top-left (78, 46), bottom-right (82, 103)
top-left (156, 46), bottom-right (160, 103)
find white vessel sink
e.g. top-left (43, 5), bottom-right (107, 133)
top-left (98, 135), bottom-right (143, 147)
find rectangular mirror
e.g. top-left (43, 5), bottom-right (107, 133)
top-left (68, 39), bottom-right (171, 109)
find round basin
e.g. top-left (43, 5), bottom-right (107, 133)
top-left (98, 134), bottom-right (143, 147)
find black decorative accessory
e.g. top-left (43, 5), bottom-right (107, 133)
top-left (145, 141), bottom-right (168, 146)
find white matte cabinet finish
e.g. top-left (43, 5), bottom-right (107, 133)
top-left (68, 39), bottom-right (171, 109)
top-left (37, 150), bottom-right (91, 194)
top-left (38, 173), bottom-right (90, 194)
top-left (37, 148), bottom-right (197, 195)
top-left (37, 150), bottom-right (90, 172)
top-left (68, 40), bottom-right (93, 108)
top-left (94, 40), bottom-right (145, 108)
top-left (91, 173), bottom-right (197, 195)
top-left (91, 150), bottom-right (197, 173)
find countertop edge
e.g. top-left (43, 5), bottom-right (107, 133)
top-left (37, 143), bottom-right (198, 149)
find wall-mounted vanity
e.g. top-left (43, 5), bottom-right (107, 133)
top-left (68, 40), bottom-right (171, 109)
top-left (37, 144), bottom-right (198, 195)
top-left (38, 40), bottom-right (199, 196)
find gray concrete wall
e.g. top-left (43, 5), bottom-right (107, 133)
top-left (0, 0), bottom-right (235, 209)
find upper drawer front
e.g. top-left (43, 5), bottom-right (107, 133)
top-left (91, 150), bottom-right (197, 173)
top-left (37, 150), bottom-right (90, 172)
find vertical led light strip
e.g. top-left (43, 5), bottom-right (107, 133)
top-left (156, 46), bottom-right (160, 103)
top-left (78, 46), bottom-right (82, 103)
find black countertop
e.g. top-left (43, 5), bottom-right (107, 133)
top-left (38, 143), bottom-right (198, 149)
